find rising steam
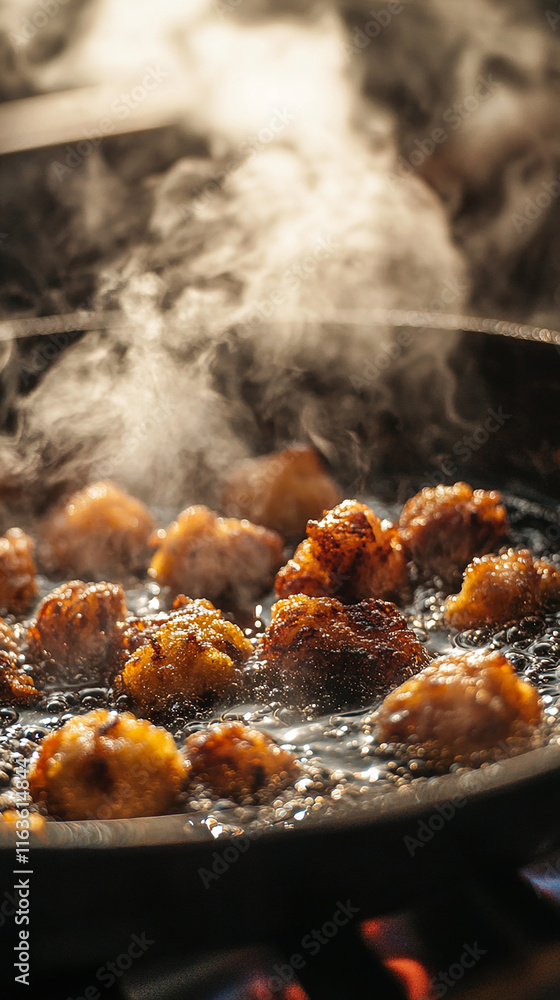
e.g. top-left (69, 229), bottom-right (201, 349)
top-left (2, 0), bottom-right (558, 513)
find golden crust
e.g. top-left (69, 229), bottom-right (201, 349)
top-left (0, 527), bottom-right (37, 615)
top-left (114, 599), bottom-right (253, 716)
top-left (28, 580), bottom-right (127, 675)
top-left (259, 594), bottom-right (429, 706)
top-left (222, 446), bottom-right (341, 537)
top-left (28, 708), bottom-right (187, 820)
top-left (185, 720), bottom-right (300, 801)
top-left (43, 481), bottom-right (154, 578)
top-left (275, 500), bottom-right (408, 603)
top-left (398, 482), bottom-right (508, 584)
top-left (149, 505), bottom-right (284, 605)
top-left (0, 617), bottom-right (38, 705)
top-left (375, 648), bottom-right (543, 758)
top-left (445, 549), bottom-right (560, 629)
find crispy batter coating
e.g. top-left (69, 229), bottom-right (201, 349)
top-left (398, 482), bottom-right (508, 584)
top-left (0, 527), bottom-right (37, 615)
top-left (149, 505), bottom-right (284, 605)
top-left (445, 549), bottom-right (560, 630)
top-left (222, 446), bottom-right (341, 538)
top-left (375, 649), bottom-right (543, 758)
top-left (43, 481), bottom-right (154, 578)
top-left (185, 720), bottom-right (300, 801)
top-left (275, 499), bottom-right (408, 603)
top-left (109, 597), bottom-right (218, 676)
top-left (28, 709), bottom-right (187, 820)
top-left (259, 594), bottom-right (429, 706)
top-left (0, 617), bottom-right (38, 705)
top-left (114, 599), bottom-right (253, 716)
top-left (110, 610), bottom-right (176, 677)
top-left (28, 580), bottom-right (127, 675)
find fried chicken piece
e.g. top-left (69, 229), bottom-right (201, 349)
top-left (108, 597), bottom-right (217, 676)
top-left (149, 505), bottom-right (284, 605)
top-left (43, 481), bottom-right (154, 578)
top-left (222, 446), bottom-right (341, 538)
top-left (275, 499), bottom-right (408, 603)
top-left (0, 617), bottom-right (38, 705)
top-left (0, 527), bottom-right (37, 615)
top-left (114, 599), bottom-right (253, 716)
top-left (375, 649), bottom-right (543, 759)
top-left (185, 720), bottom-right (300, 801)
top-left (28, 709), bottom-right (187, 820)
top-left (445, 549), bottom-right (560, 630)
top-left (259, 594), bottom-right (429, 707)
top-left (28, 580), bottom-right (127, 675)
top-left (397, 482), bottom-right (508, 584)
top-left (109, 610), bottom-right (174, 678)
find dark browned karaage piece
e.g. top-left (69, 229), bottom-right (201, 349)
top-left (28, 580), bottom-right (127, 676)
top-left (375, 648), bottom-right (543, 760)
top-left (259, 594), bottom-right (429, 707)
top-left (397, 482), bottom-right (508, 584)
top-left (113, 598), bottom-right (253, 716)
top-left (222, 446), bottom-right (341, 538)
top-left (149, 505), bottom-right (284, 605)
top-left (29, 709), bottom-right (187, 820)
top-left (43, 480), bottom-right (154, 578)
top-left (0, 617), bottom-right (38, 705)
top-left (0, 527), bottom-right (37, 615)
top-left (445, 548), bottom-right (560, 630)
top-left (275, 499), bottom-right (408, 603)
top-left (185, 720), bottom-right (300, 802)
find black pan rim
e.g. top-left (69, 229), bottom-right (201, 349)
top-left (2, 738), bottom-right (559, 853)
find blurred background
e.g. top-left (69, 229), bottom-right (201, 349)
top-left (1, 0), bottom-right (560, 516)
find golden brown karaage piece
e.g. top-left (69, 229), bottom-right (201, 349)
top-left (28, 580), bottom-right (127, 675)
top-left (275, 500), bottom-right (408, 603)
top-left (222, 446), bottom-right (340, 538)
top-left (397, 482), bottom-right (507, 584)
top-left (114, 598), bottom-right (253, 716)
top-left (185, 720), bottom-right (300, 801)
top-left (375, 648), bottom-right (542, 759)
top-left (43, 481), bottom-right (154, 578)
top-left (0, 527), bottom-right (37, 615)
top-left (0, 617), bottom-right (38, 705)
top-left (259, 594), bottom-right (429, 706)
top-left (28, 709), bottom-right (187, 820)
top-left (445, 549), bottom-right (560, 630)
top-left (149, 505), bottom-right (284, 605)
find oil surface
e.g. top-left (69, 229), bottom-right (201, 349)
top-left (2, 491), bottom-right (560, 835)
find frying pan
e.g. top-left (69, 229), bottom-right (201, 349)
top-left (1, 315), bottom-right (560, 982)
